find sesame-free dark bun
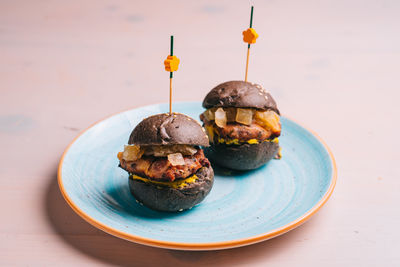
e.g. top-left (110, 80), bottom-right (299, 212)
top-left (202, 81), bottom-right (280, 114)
top-left (129, 113), bottom-right (209, 146)
top-left (204, 142), bottom-right (279, 170)
top-left (129, 166), bottom-right (214, 212)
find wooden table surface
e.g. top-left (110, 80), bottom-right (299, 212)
top-left (1, 0), bottom-right (399, 266)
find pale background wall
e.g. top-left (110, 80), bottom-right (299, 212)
top-left (0, 0), bottom-right (399, 266)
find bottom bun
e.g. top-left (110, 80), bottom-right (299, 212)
top-left (204, 141), bottom-right (279, 170)
top-left (129, 166), bottom-right (214, 212)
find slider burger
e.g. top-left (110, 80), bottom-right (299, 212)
top-left (200, 81), bottom-right (281, 170)
top-left (118, 113), bottom-right (214, 212)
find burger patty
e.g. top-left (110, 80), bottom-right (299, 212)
top-left (119, 149), bottom-right (210, 182)
top-left (204, 121), bottom-right (277, 142)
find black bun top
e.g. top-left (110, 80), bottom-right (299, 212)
top-left (129, 113), bottom-right (209, 146)
top-left (202, 81), bottom-right (280, 114)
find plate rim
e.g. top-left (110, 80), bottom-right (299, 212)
top-left (57, 102), bottom-right (337, 251)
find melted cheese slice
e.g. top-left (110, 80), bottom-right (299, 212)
top-left (131, 174), bottom-right (198, 189)
top-left (216, 137), bottom-right (279, 145)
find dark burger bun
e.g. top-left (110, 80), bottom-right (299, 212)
top-left (129, 113), bottom-right (209, 147)
top-left (129, 166), bottom-right (214, 212)
top-left (202, 80), bottom-right (280, 170)
top-left (204, 142), bottom-right (279, 170)
top-left (202, 80), bottom-right (280, 114)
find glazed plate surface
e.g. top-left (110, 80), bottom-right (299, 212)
top-left (58, 102), bottom-right (336, 250)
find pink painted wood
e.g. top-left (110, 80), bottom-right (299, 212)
top-left (0, 0), bottom-right (399, 266)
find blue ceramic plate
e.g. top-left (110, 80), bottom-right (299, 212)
top-left (58, 102), bottom-right (336, 250)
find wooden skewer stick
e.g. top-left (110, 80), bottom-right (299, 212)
top-left (169, 35), bottom-right (174, 114)
top-left (169, 75), bottom-right (172, 114)
top-left (164, 35), bottom-right (179, 115)
top-left (245, 44), bottom-right (250, 82)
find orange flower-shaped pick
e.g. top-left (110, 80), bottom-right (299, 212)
top-left (164, 55), bottom-right (180, 72)
top-left (242, 28), bottom-right (259, 44)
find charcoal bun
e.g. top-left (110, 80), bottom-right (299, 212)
top-left (202, 81), bottom-right (279, 114)
top-left (204, 141), bottom-right (279, 170)
top-left (129, 166), bottom-right (214, 212)
top-left (129, 113), bottom-right (209, 147)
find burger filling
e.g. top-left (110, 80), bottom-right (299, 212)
top-left (118, 144), bottom-right (210, 183)
top-left (200, 107), bottom-right (281, 144)
top-left (130, 174), bottom-right (199, 189)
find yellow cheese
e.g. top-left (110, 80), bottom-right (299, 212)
top-left (247, 139), bottom-right (259, 144)
top-left (270, 137), bottom-right (279, 144)
top-left (131, 174), bottom-right (198, 189)
top-left (225, 139), bottom-right (239, 145)
top-left (217, 137), bottom-right (279, 145)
